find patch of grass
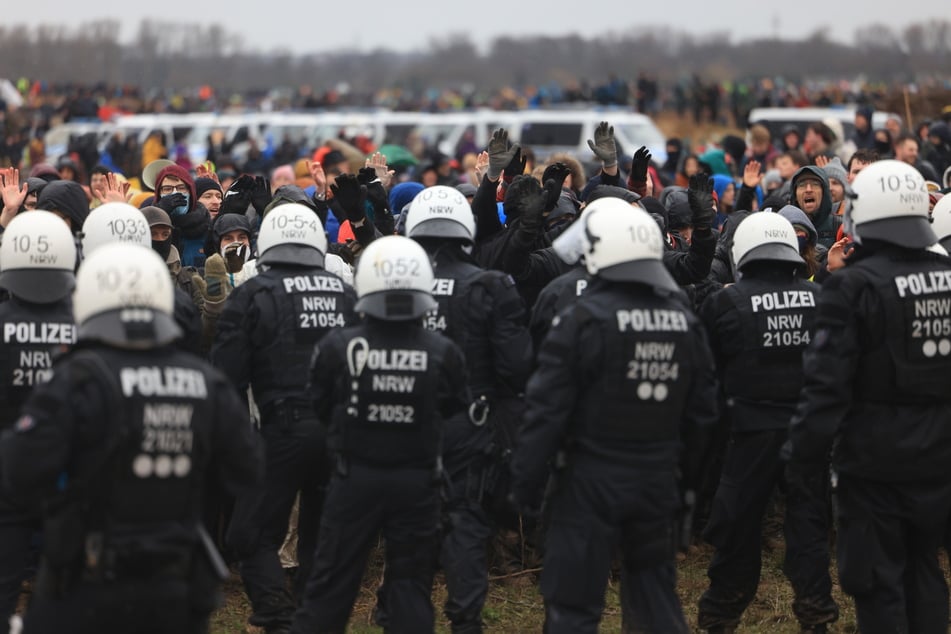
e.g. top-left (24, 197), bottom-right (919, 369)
top-left (210, 537), bottom-right (950, 633)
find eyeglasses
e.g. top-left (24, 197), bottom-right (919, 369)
top-left (795, 179), bottom-right (822, 190)
top-left (159, 184), bottom-right (189, 195)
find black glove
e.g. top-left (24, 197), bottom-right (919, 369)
top-left (155, 192), bottom-right (188, 216)
top-left (329, 174), bottom-right (368, 223)
top-left (356, 166), bottom-right (378, 186)
top-left (502, 146), bottom-right (527, 183)
top-left (220, 175), bottom-right (255, 215)
top-left (487, 128), bottom-right (520, 181)
top-left (541, 162), bottom-right (571, 189)
top-left (250, 176), bottom-right (271, 215)
top-left (687, 173), bottom-right (716, 231)
top-left (586, 121), bottom-right (618, 168)
top-left (630, 146), bottom-right (652, 184)
top-left (222, 243), bottom-right (249, 273)
top-left (519, 178), bottom-right (562, 236)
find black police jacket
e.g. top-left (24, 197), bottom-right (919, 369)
top-left (787, 243), bottom-right (951, 481)
top-left (700, 265), bottom-right (819, 431)
top-left (0, 296), bottom-right (75, 428)
top-left (424, 246), bottom-right (532, 464)
top-left (512, 278), bottom-right (719, 507)
top-left (211, 265), bottom-right (357, 413)
top-left (309, 319), bottom-right (469, 470)
top-left (530, 265), bottom-right (588, 357)
top-left (0, 344), bottom-right (262, 561)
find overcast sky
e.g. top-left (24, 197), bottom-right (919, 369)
top-left (5, 0), bottom-right (946, 55)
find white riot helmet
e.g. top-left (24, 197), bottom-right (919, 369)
top-left (846, 159), bottom-right (935, 248)
top-left (81, 202), bottom-right (151, 256)
top-left (354, 235), bottom-right (437, 320)
top-left (930, 194), bottom-right (951, 252)
top-left (405, 185), bottom-right (476, 243)
top-left (0, 210), bottom-right (76, 303)
top-left (580, 197), bottom-right (678, 292)
top-left (73, 243), bottom-right (180, 349)
top-left (257, 203), bottom-right (328, 267)
top-left (731, 210), bottom-right (805, 272)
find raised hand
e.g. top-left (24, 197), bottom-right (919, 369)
top-left (586, 121), bottom-right (618, 168)
top-left (742, 160), bottom-right (762, 189)
top-left (486, 129), bottom-right (521, 181)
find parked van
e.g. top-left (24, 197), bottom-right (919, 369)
top-left (747, 106), bottom-right (898, 148)
top-left (497, 109), bottom-right (668, 166)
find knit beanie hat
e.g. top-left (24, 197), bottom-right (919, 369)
top-left (821, 157), bottom-right (848, 185)
top-left (195, 177), bottom-right (222, 199)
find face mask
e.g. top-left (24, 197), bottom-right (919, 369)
top-left (152, 239), bottom-right (172, 261)
top-left (170, 192), bottom-right (190, 216)
top-left (797, 235), bottom-right (808, 253)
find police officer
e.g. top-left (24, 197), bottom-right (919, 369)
top-left (0, 211), bottom-right (77, 634)
top-left (0, 243), bottom-right (261, 633)
top-left (212, 203), bottom-right (357, 634)
top-left (291, 235), bottom-right (469, 634)
top-left (786, 159), bottom-right (951, 634)
top-left (511, 198), bottom-right (719, 634)
top-left (81, 201), bottom-right (202, 354)
top-left (404, 186), bottom-right (531, 634)
top-left (696, 211), bottom-right (837, 634)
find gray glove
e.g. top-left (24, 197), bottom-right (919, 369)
top-left (487, 128), bottom-right (521, 181)
top-left (586, 121), bottom-right (617, 168)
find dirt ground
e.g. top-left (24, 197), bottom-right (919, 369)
top-left (210, 534), bottom-right (885, 633)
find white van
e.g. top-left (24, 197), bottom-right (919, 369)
top-left (493, 109), bottom-right (668, 166)
top-left (373, 108), bottom-right (668, 166)
top-left (747, 106), bottom-right (897, 148)
top-left (44, 121), bottom-right (114, 163)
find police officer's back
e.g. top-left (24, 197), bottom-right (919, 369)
top-left (405, 186), bottom-right (531, 633)
top-left (697, 211), bottom-right (837, 634)
top-left (786, 160), bottom-right (951, 634)
top-left (211, 203), bottom-right (357, 633)
top-left (0, 211), bottom-right (77, 634)
top-left (511, 198), bottom-right (718, 634)
top-left (0, 243), bottom-right (261, 634)
top-left (292, 236), bottom-right (468, 634)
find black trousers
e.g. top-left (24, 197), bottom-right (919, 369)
top-left (0, 499), bottom-right (37, 634)
top-left (698, 430), bottom-right (837, 630)
top-left (540, 458), bottom-right (689, 634)
top-left (836, 474), bottom-right (951, 634)
top-left (440, 462), bottom-right (492, 634)
top-left (227, 416), bottom-right (328, 630)
top-left (291, 462), bottom-right (440, 634)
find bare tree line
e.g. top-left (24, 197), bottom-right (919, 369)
top-left (1, 19), bottom-right (950, 93)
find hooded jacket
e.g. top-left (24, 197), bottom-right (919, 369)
top-left (154, 165), bottom-right (210, 268)
top-left (790, 166), bottom-right (839, 249)
top-left (153, 164), bottom-right (197, 214)
top-left (35, 180), bottom-right (89, 232)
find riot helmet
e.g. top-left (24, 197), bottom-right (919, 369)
top-left (81, 202), bottom-right (151, 256)
top-left (257, 203), bottom-right (327, 268)
top-left (354, 235), bottom-right (437, 320)
top-left (929, 194), bottom-right (951, 252)
top-left (73, 243), bottom-right (180, 349)
top-left (578, 196), bottom-right (678, 292)
top-left (405, 185), bottom-right (476, 243)
top-left (0, 210), bottom-right (76, 303)
top-left (846, 159), bottom-right (935, 248)
top-left (731, 210), bottom-right (805, 272)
